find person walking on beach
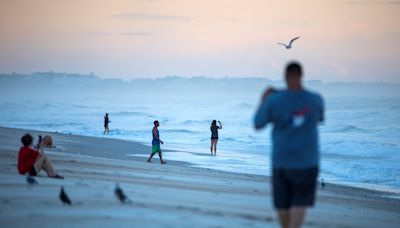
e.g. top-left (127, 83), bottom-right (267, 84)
top-left (18, 133), bottom-right (64, 179)
top-left (104, 113), bottom-right (110, 135)
top-left (210, 120), bottom-right (222, 155)
top-left (254, 62), bottom-right (324, 228)
top-left (147, 120), bottom-right (167, 164)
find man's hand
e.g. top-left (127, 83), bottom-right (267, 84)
top-left (262, 87), bottom-right (277, 102)
top-left (160, 140), bottom-right (164, 145)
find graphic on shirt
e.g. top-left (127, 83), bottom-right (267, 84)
top-left (291, 107), bottom-right (309, 128)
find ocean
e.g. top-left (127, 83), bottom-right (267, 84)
top-left (1, 92), bottom-right (399, 191)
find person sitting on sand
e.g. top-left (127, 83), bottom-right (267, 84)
top-left (210, 120), bottom-right (222, 155)
top-left (147, 120), bottom-right (167, 164)
top-left (18, 133), bottom-right (64, 179)
top-left (104, 113), bottom-right (110, 135)
top-left (254, 62), bottom-right (324, 228)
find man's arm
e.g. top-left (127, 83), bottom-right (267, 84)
top-left (254, 101), bottom-right (270, 130)
top-left (318, 95), bottom-right (325, 123)
top-left (254, 88), bottom-right (275, 130)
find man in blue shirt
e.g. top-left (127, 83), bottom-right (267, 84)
top-left (254, 62), bottom-right (324, 228)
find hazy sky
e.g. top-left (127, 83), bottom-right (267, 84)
top-left (0, 0), bottom-right (399, 82)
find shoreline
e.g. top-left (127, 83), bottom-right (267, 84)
top-left (1, 126), bottom-right (399, 194)
top-left (1, 126), bottom-right (399, 227)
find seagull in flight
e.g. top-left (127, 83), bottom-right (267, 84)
top-left (277, 36), bottom-right (300, 49)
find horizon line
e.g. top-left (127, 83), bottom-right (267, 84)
top-left (1, 71), bottom-right (399, 85)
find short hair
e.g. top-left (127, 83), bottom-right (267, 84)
top-left (21, 133), bottom-right (33, 146)
top-left (285, 61), bottom-right (302, 77)
top-left (154, 120), bottom-right (159, 125)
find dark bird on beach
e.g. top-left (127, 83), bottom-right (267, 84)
top-left (115, 184), bottom-right (128, 203)
top-left (59, 186), bottom-right (72, 205)
top-left (26, 175), bottom-right (38, 185)
top-left (277, 36), bottom-right (300, 49)
top-left (321, 179), bottom-right (326, 188)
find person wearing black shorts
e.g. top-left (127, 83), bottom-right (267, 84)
top-left (210, 120), bottom-right (222, 155)
top-left (254, 62), bottom-right (324, 228)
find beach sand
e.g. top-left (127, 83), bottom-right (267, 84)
top-left (0, 127), bottom-right (399, 228)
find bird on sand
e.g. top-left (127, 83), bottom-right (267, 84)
top-left (26, 175), bottom-right (38, 185)
top-left (321, 179), bottom-right (326, 188)
top-left (115, 184), bottom-right (129, 203)
top-left (277, 36), bottom-right (300, 49)
top-left (59, 186), bottom-right (72, 205)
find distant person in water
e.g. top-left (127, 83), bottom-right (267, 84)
top-left (147, 120), bottom-right (167, 164)
top-left (104, 113), bottom-right (110, 134)
top-left (18, 133), bottom-right (64, 179)
top-left (210, 120), bottom-right (222, 155)
top-left (254, 62), bottom-right (324, 228)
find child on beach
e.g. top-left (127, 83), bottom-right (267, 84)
top-left (210, 120), bottom-right (222, 155)
top-left (104, 113), bottom-right (110, 135)
top-left (17, 133), bottom-right (64, 179)
top-left (147, 120), bottom-right (167, 164)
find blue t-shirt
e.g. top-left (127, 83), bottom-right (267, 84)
top-left (254, 89), bottom-right (324, 169)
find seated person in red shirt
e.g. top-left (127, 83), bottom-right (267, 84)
top-left (18, 133), bottom-right (64, 179)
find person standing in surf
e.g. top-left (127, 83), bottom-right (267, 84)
top-left (210, 120), bottom-right (222, 155)
top-left (104, 113), bottom-right (110, 135)
top-left (147, 120), bottom-right (167, 164)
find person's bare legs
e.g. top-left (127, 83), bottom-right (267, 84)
top-left (289, 207), bottom-right (306, 228)
top-left (213, 139), bottom-right (218, 155)
top-left (277, 207), bottom-right (307, 228)
top-left (210, 139), bottom-right (217, 155)
top-left (158, 153), bottom-right (166, 164)
top-left (277, 209), bottom-right (290, 228)
top-left (147, 153), bottom-right (155, 162)
top-left (33, 154), bottom-right (56, 177)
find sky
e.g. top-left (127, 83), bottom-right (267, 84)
top-left (0, 0), bottom-right (399, 82)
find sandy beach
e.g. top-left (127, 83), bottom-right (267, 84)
top-left (0, 127), bottom-right (399, 228)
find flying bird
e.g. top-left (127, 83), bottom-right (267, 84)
top-left (115, 184), bottom-right (128, 203)
top-left (59, 186), bottom-right (72, 205)
top-left (277, 36), bottom-right (300, 49)
top-left (26, 175), bottom-right (38, 185)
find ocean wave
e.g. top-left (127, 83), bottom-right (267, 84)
top-left (163, 129), bottom-right (199, 134)
top-left (40, 104), bottom-right (54, 109)
top-left (373, 127), bottom-right (400, 138)
top-left (113, 111), bottom-right (154, 117)
top-left (235, 102), bottom-right (255, 109)
top-left (18, 122), bottom-right (83, 128)
top-left (181, 119), bottom-right (211, 125)
top-left (72, 104), bottom-right (102, 109)
top-left (327, 125), bottom-right (371, 133)
top-left (0, 102), bottom-right (17, 107)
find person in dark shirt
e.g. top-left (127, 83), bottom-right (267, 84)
top-left (18, 133), bottom-right (63, 179)
top-left (104, 113), bottom-right (110, 135)
top-left (210, 120), bottom-right (222, 155)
